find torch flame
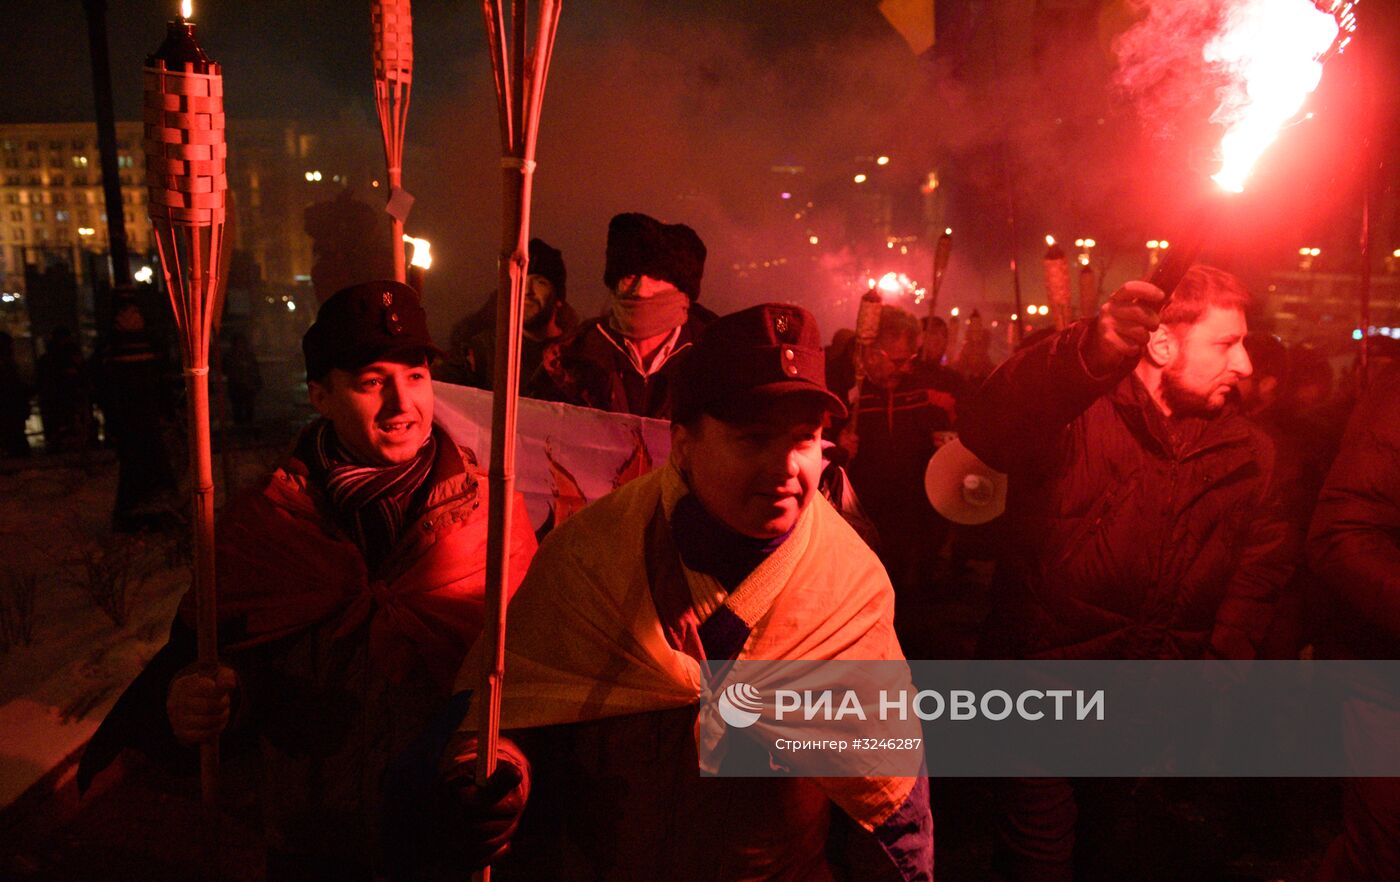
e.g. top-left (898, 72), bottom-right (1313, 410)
top-left (403, 235), bottom-right (432, 270)
top-left (1204, 0), bottom-right (1352, 193)
top-left (181, 0), bottom-right (192, 19)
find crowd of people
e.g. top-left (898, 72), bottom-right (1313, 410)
top-left (74, 210), bottom-right (1399, 881)
top-left (0, 289), bottom-right (270, 532)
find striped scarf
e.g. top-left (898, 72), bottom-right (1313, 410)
top-left (301, 419), bottom-right (438, 572)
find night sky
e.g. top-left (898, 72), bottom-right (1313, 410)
top-left (1, 0), bottom-right (1396, 341)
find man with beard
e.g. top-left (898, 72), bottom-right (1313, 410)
top-left (531, 212), bottom-right (713, 418)
top-left (438, 238), bottom-right (577, 391)
top-left (959, 266), bottom-right (1293, 881)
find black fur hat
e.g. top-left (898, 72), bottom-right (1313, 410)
top-left (603, 212), bottom-right (706, 301)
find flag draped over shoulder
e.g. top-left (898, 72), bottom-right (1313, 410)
top-left (454, 462), bottom-right (920, 832)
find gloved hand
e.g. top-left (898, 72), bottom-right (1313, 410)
top-left (1086, 280), bottom-right (1166, 374)
top-left (439, 733), bottom-right (532, 870)
top-left (166, 662), bottom-right (238, 745)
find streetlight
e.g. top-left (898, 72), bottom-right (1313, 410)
top-left (853, 173), bottom-right (867, 184)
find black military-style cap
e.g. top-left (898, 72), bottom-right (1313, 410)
top-left (302, 280), bottom-right (441, 380)
top-left (673, 303), bottom-right (847, 423)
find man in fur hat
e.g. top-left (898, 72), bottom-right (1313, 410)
top-left (530, 212), bottom-right (714, 418)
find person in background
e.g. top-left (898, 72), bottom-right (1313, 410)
top-left (951, 309), bottom-right (994, 391)
top-left (915, 316), bottom-right (968, 406)
top-left (438, 238), bottom-right (577, 392)
top-left (1308, 362), bottom-right (1400, 882)
top-left (223, 332), bottom-right (263, 429)
top-left (0, 331), bottom-right (31, 457)
top-left (36, 325), bottom-right (90, 452)
top-left (94, 294), bottom-right (180, 532)
top-left (531, 212), bottom-right (713, 418)
top-left (836, 305), bottom-right (956, 591)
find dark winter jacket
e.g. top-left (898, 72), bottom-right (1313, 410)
top-left (961, 320), bottom-right (1294, 660)
top-left (527, 306), bottom-right (715, 418)
top-left (1308, 364), bottom-right (1400, 659)
top-left (79, 428), bottom-right (537, 791)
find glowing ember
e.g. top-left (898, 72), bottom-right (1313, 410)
top-left (1205, 0), bottom-right (1354, 193)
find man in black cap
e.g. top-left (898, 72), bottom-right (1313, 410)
top-left (530, 211), bottom-right (714, 417)
top-left (443, 303), bottom-right (934, 880)
top-left (437, 237), bottom-right (578, 391)
top-left (80, 280), bottom-right (537, 880)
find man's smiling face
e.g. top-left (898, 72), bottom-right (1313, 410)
top-left (308, 356), bottom-right (434, 464)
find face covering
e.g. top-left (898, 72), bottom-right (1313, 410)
top-left (609, 286), bottom-right (691, 340)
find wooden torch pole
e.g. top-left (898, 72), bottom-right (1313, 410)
top-left (373, 0), bottom-right (413, 283)
top-left (143, 7), bottom-right (228, 805)
top-left (475, 2), bottom-right (562, 879)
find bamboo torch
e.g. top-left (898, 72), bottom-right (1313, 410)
top-left (1042, 235), bottom-right (1071, 331)
top-left (927, 227), bottom-right (952, 313)
top-left (373, 0), bottom-right (413, 283)
top-left (143, 0), bottom-right (227, 804)
top-left (845, 285), bottom-right (882, 444)
top-left (475, 2), bottom-right (562, 878)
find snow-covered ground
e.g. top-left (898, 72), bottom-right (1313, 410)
top-left (0, 446), bottom-right (280, 813)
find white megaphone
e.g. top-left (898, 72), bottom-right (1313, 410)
top-left (924, 437), bottom-right (1008, 525)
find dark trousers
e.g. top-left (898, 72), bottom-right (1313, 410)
top-left (994, 778), bottom-right (1144, 882)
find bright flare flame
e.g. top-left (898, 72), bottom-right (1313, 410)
top-left (1204, 0), bottom-right (1348, 193)
top-left (875, 271), bottom-right (919, 298)
top-left (403, 235), bottom-right (432, 269)
top-left (181, 0), bottom-right (192, 19)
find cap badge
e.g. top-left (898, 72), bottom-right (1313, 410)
top-left (774, 313), bottom-right (790, 335)
top-left (382, 292), bottom-right (394, 307)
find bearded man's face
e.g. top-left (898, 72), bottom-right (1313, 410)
top-left (1161, 306), bottom-right (1253, 416)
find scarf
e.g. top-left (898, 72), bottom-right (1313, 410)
top-left (300, 419), bottom-right (438, 571)
top-left (609, 286), bottom-right (691, 340)
top-left (671, 492), bottom-right (791, 592)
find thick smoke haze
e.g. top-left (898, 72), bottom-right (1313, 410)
top-left (1, 0), bottom-right (1395, 344)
